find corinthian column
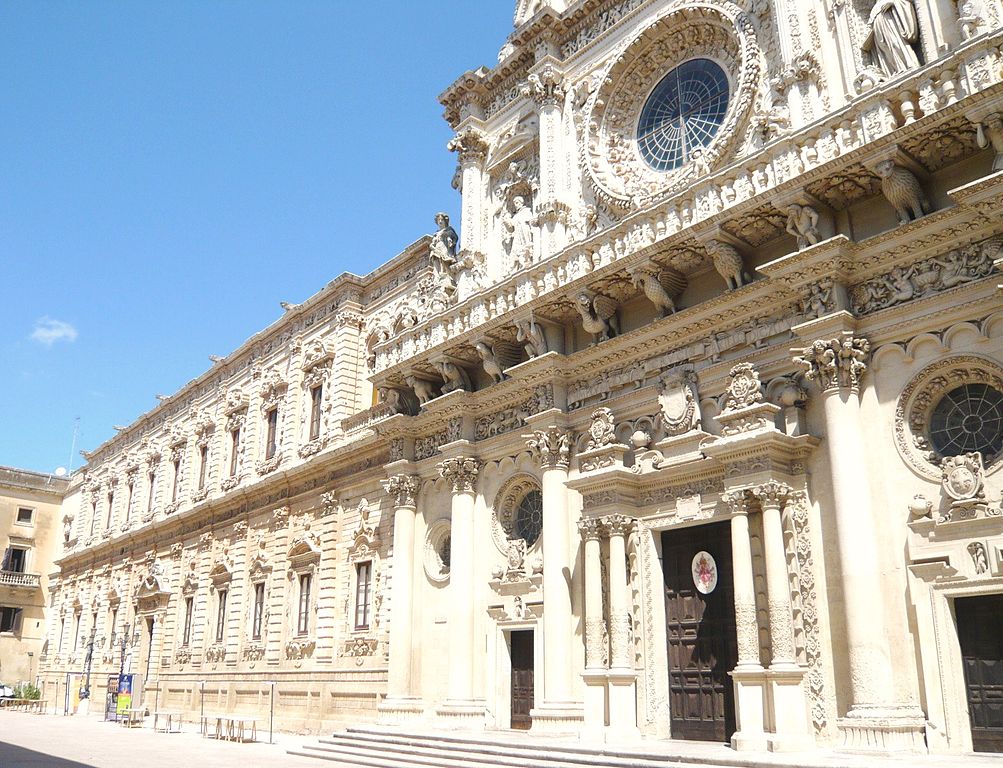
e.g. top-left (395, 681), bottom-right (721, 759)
top-left (526, 427), bottom-right (583, 731)
top-left (447, 128), bottom-right (489, 255)
top-left (435, 456), bottom-right (485, 727)
top-left (793, 333), bottom-right (923, 748)
top-left (603, 513), bottom-right (638, 738)
top-left (578, 517), bottom-right (606, 735)
top-left (523, 63), bottom-right (567, 258)
top-left (725, 490), bottom-right (769, 751)
top-left (378, 474), bottom-right (423, 723)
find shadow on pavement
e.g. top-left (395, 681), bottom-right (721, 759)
top-left (0, 742), bottom-right (96, 767)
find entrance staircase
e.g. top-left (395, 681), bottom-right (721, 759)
top-left (288, 726), bottom-right (867, 768)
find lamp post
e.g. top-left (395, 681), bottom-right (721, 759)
top-left (199, 680), bottom-right (206, 735)
top-left (81, 629), bottom-right (96, 701)
top-left (26, 651), bottom-right (33, 686)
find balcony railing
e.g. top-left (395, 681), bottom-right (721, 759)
top-left (0, 571), bottom-right (41, 588)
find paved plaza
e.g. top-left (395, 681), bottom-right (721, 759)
top-left (0, 710), bottom-right (324, 768)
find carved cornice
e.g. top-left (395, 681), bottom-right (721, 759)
top-left (437, 457), bottom-right (481, 494)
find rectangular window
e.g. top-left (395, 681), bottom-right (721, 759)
top-left (297, 574), bottom-right (311, 636)
top-left (147, 470), bottom-right (157, 514)
top-left (106, 491), bottom-right (114, 529)
top-left (265, 409), bottom-right (278, 459)
top-left (125, 484), bottom-right (133, 522)
top-left (251, 582), bottom-right (265, 641)
top-left (171, 459), bottom-right (181, 502)
top-left (215, 589), bottom-right (228, 644)
top-left (309, 385), bottom-right (323, 441)
top-left (182, 597), bottom-right (193, 646)
top-left (354, 562), bottom-right (372, 630)
top-left (2, 547), bottom-right (27, 574)
top-left (58, 618), bottom-right (65, 653)
top-left (90, 502), bottom-right (97, 536)
top-left (198, 444), bottom-right (208, 490)
top-left (91, 611), bottom-right (98, 641)
top-left (73, 613), bottom-right (81, 651)
top-left (229, 428), bottom-right (241, 477)
top-left (16, 507), bottom-right (33, 525)
top-left (0, 607), bottom-right (21, 634)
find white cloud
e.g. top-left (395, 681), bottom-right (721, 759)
top-left (30, 317), bottom-right (79, 347)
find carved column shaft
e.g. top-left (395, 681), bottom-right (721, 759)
top-left (449, 130), bottom-right (488, 254)
top-left (525, 65), bottom-right (566, 258)
top-left (385, 476), bottom-right (420, 702)
top-left (754, 484), bottom-right (797, 667)
top-left (438, 458), bottom-right (480, 703)
top-left (605, 515), bottom-right (632, 670)
top-left (579, 519), bottom-right (605, 670)
top-left (528, 428), bottom-right (576, 705)
top-left (728, 494), bottom-right (761, 668)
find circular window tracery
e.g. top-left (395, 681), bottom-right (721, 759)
top-left (929, 383), bottom-right (1003, 461)
top-left (424, 520), bottom-right (452, 584)
top-left (514, 490), bottom-right (543, 547)
top-left (637, 59), bottom-right (730, 172)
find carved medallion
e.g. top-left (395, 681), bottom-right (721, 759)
top-left (691, 551), bottom-right (718, 595)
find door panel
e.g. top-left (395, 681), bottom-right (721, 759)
top-left (510, 630), bottom-right (534, 730)
top-left (662, 522), bottom-right (737, 743)
top-left (957, 594), bottom-right (1003, 753)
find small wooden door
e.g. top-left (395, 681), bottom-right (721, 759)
top-left (510, 630), bottom-right (534, 730)
top-left (957, 594), bottom-right (1003, 752)
top-left (662, 522), bottom-right (737, 742)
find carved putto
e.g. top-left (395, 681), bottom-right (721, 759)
top-left (793, 335), bottom-right (870, 392)
top-left (658, 367), bottom-right (701, 436)
top-left (975, 113), bottom-right (1003, 172)
top-left (722, 363), bottom-right (763, 412)
top-left (786, 204), bottom-right (821, 251)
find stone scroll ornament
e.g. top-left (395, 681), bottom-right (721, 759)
top-left (793, 336), bottom-right (870, 391)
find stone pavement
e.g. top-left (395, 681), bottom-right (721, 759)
top-left (0, 710), bottom-right (324, 768)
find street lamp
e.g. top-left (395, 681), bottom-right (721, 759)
top-left (81, 628), bottom-right (96, 701)
top-left (26, 651), bottom-right (34, 685)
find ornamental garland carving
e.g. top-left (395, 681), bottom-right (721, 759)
top-left (894, 355), bottom-right (1003, 481)
top-left (582, 3), bottom-right (761, 210)
top-left (793, 334), bottom-right (870, 392)
top-left (851, 237), bottom-right (1000, 314)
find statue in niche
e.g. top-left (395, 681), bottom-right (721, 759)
top-left (976, 113), bottom-right (1003, 172)
top-left (502, 196), bottom-right (536, 270)
top-left (429, 212), bottom-right (459, 296)
top-left (865, 0), bottom-right (921, 78)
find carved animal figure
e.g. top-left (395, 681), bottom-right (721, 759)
top-left (630, 265), bottom-right (686, 317)
top-left (573, 291), bottom-right (619, 344)
top-left (707, 241), bottom-right (750, 290)
top-left (405, 375), bottom-right (438, 406)
top-left (516, 319), bottom-right (548, 358)
top-left (437, 360), bottom-right (471, 394)
top-left (475, 342), bottom-right (505, 384)
top-left (876, 160), bottom-right (930, 224)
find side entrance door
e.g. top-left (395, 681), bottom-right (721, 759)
top-left (957, 594), bottom-right (1003, 752)
top-left (510, 630), bottom-right (534, 730)
top-left (662, 521), bottom-right (738, 742)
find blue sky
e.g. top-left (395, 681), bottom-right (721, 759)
top-left (1, 1), bottom-right (514, 474)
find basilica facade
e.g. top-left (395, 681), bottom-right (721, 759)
top-left (35, 0), bottom-right (1003, 757)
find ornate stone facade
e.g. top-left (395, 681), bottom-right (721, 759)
top-left (31, 0), bottom-right (1003, 757)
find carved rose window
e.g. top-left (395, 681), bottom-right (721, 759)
top-left (929, 383), bottom-right (1003, 462)
top-left (637, 59), bottom-right (730, 172)
top-left (491, 475), bottom-right (544, 554)
top-left (514, 489), bottom-right (543, 547)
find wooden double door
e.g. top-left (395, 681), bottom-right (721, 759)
top-left (662, 522), bottom-right (738, 743)
top-left (957, 594), bottom-right (1003, 752)
top-left (510, 630), bottom-right (534, 730)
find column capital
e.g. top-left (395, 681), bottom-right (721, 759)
top-left (447, 127), bottom-right (489, 166)
top-left (526, 428), bottom-right (571, 470)
top-left (521, 63), bottom-right (565, 108)
top-left (751, 481), bottom-right (794, 509)
top-left (792, 333), bottom-right (871, 393)
top-left (437, 457), bottom-right (481, 494)
top-left (577, 517), bottom-right (604, 541)
top-left (602, 513), bottom-right (633, 538)
top-left (383, 475), bottom-right (421, 509)
top-left (722, 489), bottom-right (751, 515)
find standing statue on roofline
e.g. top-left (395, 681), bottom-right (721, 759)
top-left (429, 212), bottom-right (459, 297)
top-left (865, 0), bottom-right (921, 78)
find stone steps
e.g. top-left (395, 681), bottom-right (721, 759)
top-left (288, 727), bottom-right (855, 768)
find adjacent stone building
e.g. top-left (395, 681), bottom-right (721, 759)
top-left (0, 466), bottom-right (68, 685)
top-left (34, 0), bottom-right (1003, 758)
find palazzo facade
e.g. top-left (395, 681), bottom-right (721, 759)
top-left (36, 0), bottom-right (1003, 757)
